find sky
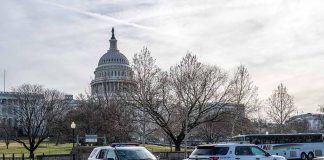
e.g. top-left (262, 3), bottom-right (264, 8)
top-left (0, 0), bottom-right (323, 113)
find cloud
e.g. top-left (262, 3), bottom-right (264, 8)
top-left (0, 0), bottom-right (324, 113)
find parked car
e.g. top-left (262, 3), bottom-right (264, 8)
top-left (184, 143), bottom-right (286, 160)
top-left (88, 143), bottom-right (158, 160)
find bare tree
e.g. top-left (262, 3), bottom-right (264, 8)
top-left (266, 83), bottom-right (296, 133)
top-left (251, 106), bottom-right (269, 134)
top-left (122, 49), bottom-right (232, 151)
top-left (0, 122), bottom-right (15, 149)
top-left (12, 84), bottom-right (68, 159)
top-left (229, 65), bottom-right (260, 136)
top-left (66, 93), bottom-right (136, 144)
top-left (316, 105), bottom-right (324, 132)
top-left (194, 115), bottom-right (230, 144)
top-left (287, 119), bottom-right (310, 133)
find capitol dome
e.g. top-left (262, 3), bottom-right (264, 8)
top-left (98, 49), bottom-right (129, 66)
top-left (91, 28), bottom-right (134, 96)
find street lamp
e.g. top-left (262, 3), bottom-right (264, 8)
top-left (71, 122), bottom-right (76, 147)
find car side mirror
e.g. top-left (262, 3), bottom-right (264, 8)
top-left (265, 153), bottom-right (271, 157)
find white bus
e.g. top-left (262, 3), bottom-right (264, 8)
top-left (232, 133), bottom-right (324, 160)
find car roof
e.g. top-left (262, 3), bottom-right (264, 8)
top-left (197, 143), bottom-right (257, 147)
top-left (93, 146), bottom-right (113, 150)
top-left (115, 146), bottom-right (146, 149)
top-left (92, 146), bottom-right (145, 150)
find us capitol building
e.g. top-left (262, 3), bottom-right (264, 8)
top-left (90, 28), bottom-right (134, 97)
top-left (0, 28), bottom-right (132, 128)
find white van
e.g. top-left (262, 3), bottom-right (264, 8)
top-left (186, 143), bottom-right (286, 160)
top-left (88, 143), bottom-right (157, 160)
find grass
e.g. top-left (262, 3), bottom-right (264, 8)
top-left (0, 140), bottom-right (191, 157)
top-left (143, 144), bottom-right (193, 152)
top-left (0, 140), bottom-right (72, 157)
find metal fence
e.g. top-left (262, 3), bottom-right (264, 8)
top-left (36, 154), bottom-right (70, 160)
top-left (0, 153), bottom-right (70, 160)
top-left (153, 152), bottom-right (186, 160)
top-left (0, 153), bottom-right (32, 160)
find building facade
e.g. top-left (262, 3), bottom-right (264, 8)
top-left (287, 113), bottom-right (324, 132)
top-left (0, 92), bottom-right (18, 127)
top-left (0, 91), bottom-right (76, 128)
top-left (91, 28), bottom-right (133, 97)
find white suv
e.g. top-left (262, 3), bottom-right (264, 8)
top-left (88, 143), bottom-right (157, 160)
top-left (186, 143), bottom-right (286, 160)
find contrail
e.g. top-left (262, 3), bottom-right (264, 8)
top-left (35, 0), bottom-right (189, 47)
top-left (38, 0), bottom-right (155, 31)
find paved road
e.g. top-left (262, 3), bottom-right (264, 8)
top-left (315, 157), bottom-right (324, 160)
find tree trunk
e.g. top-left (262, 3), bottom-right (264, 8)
top-left (29, 150), bottom-right (34, 160)
top-left (174, 141), bottom-right (181, 151)
top-left (29, 142), bottom-right (35, 160)
top-left (5, 139), bottom-right (9, 149)
top-left (55, 133), bottom-right (61, 146)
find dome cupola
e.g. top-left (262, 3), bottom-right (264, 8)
top-left (91, 27), bottom-right (134, 97)
top-left (98, 28), bottom-right (129, 66)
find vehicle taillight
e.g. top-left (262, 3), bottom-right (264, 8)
top-left (209, 156), bottom-right (219, 160)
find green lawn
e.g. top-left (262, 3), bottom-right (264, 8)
top-left (0, 141), bottom-right (191, 157)
top-left (143, 144), bottom-right (191, 152)
top-left (0, 141), bottom-right (72, 157)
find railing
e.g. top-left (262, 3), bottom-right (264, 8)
top-left (36, 154), bottom-right (70, 160)
top-left (153, 152), bottom-right (187, 160)
top-left (0, 153), bottom-right (69, 160)
top-left (0, 153), bottom-right (34, 160)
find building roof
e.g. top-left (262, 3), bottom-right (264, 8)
top-left (98, 28), bottom-right (129, 66)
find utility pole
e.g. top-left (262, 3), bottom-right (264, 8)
top-left (3, 70), bottom-right (5, 92)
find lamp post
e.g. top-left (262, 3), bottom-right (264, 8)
top-left (71, 122), bottom-right (76, 147)
top-left (71, 122), bottom-right (76, 160)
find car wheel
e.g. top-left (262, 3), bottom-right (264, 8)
top-left (307, 152), bottom-right (314, 160)
top-left (301, 152), bottom-right (307, 160)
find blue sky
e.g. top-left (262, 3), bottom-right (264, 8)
top-left (0, 0), bottom-right (324, 113)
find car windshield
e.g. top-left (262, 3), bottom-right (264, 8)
top-left (191, 146), bottom-right (229, 155)
top-left (115, 148), bottom-right (156, 160)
